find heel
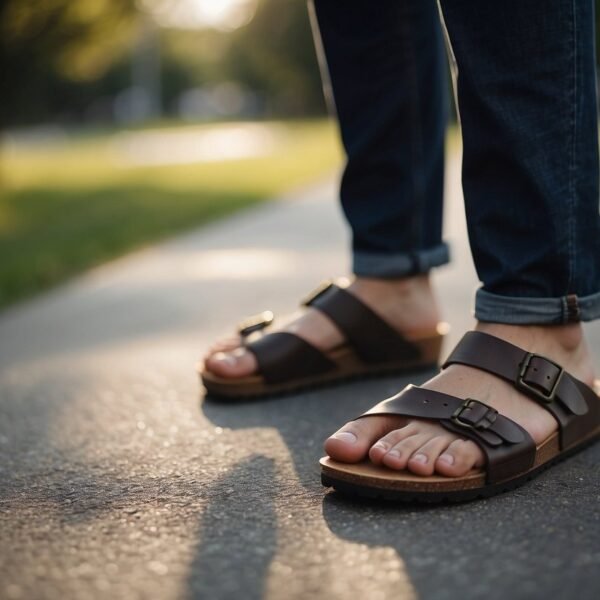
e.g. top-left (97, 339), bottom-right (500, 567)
top-left (415, 323), bottom-right (449, 365)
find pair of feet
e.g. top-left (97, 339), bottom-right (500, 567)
top-left (203, 276), bottom-right (596, 478)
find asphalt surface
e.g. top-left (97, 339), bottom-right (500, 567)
top-left (1, 157), bottom-right (599, 600)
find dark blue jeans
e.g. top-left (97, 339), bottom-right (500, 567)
top-left (310, 0), bottom-right (600, 324)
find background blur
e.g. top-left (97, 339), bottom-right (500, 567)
top-left (2, 0), bottom-right (600, 310)
top-left (1, 0), bottom-right (327, 128)
top-left (0, 0), bottom-right (344, 310)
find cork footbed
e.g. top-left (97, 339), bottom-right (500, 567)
top-left (320, 387), bottom-right (600, 502)
top-left (200, 325), bottom-right (447, 400)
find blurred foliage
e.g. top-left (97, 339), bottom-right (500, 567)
top-left (223, 0), bottom-right (325, 114)
top-left (159, 0), bottom-right (325, 114)
top-left (0, 0), bottom-right (137, 127)
top-left (0, 0), bottom-right (325, 128)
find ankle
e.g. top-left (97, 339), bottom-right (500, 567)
top-left (475, 321), bottom-right (585, 353)
top-left (347, 274), bottom-right (441, 334)
top-left (351, 273), bottom-right (433, 296)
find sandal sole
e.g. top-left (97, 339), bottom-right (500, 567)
top-left (320, 427), bottom-right (600, 504)
top-left (203, 360), bottom-right (438, 402)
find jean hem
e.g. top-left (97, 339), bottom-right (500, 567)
top-left (474, 288), bottom-right (600, 324)
top-left (352, 243), bottom-right (450, 278)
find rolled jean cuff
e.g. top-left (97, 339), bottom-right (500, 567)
top-left (475, 288), bottom-right (600, 324)
top-left (352, 242), bottom-right (450, 278)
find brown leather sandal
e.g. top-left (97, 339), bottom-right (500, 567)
top-left (200, 281), bottom-right (447, 400)
top-left (320, 331), bottom-right (600, 502)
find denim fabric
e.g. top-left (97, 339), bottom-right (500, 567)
top-left (476, 288), bottom-right (600, 324)
top-left (352, 242), bottom-right (450, 279)
top-left (311, 0), bottom-right (449, 277)
top-left (311, 0), bottom-right (600, 324)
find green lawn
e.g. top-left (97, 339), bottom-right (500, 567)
top-left (0, 119), bottom-right (343, 310)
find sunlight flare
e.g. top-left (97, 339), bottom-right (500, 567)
top-left (138, 0), bottom-right (258, 30)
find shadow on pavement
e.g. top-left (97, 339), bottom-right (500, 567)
top-left (201, 371), bottom-right (600, 600)
top-left (201, 371), bottom-right (434, 493)
top-left (187, 455), bottom-right (278, 600)
top-left (319, 439), bottom-right (600, 600)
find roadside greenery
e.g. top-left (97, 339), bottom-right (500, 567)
top-left (0, 119), bottom-right (342, 309)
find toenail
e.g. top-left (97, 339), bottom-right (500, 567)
top-left (372, 441), bottom-right (388, 450)
top-left (332, 431), bottom-right (357, 444)
top-left (439, 453), bottom-right (454, 465)
top-left (387, 449), bottom-right (401, 458)
top-left (214, 353), bottom-right (237, 365)
top-left (412, 453), bottom-right (428, 464)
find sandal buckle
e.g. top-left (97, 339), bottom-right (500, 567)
top-left (516, 352), bottom-right (563, 403)
top-left (301, 280), bottom-right (334, 306)
top-left (451, 399), bottom-right (498, 431)
top-left (238, 310), bottom-right (274, 337)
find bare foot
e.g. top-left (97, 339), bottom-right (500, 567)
top-left (203, 275), bottom-right (440, 378)
top-left (325, 322), bottom-right (596, 477)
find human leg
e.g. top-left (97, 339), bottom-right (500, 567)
top-left (204, 0), bottom-right (449, 382)
top-left (325, 0), bottom-right (599, 484)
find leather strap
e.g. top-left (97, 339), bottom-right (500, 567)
top-left (235, 280), bottom-right (420, 384)
top-left (356, 385), bottom-right (536, 484)
top-left (443, 331), bottom-right (598, 449)
top-left (245, 332), bottom-right (336, 384)
top-left (304, 282), bottom-right (421, 364)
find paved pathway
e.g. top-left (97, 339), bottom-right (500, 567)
top-left (1, 156), bottom-right (599, 600)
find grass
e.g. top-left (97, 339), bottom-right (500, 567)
top-left (0, 119), bottom-right (343, 310)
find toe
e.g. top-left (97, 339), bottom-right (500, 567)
top-left (368, 422), bottom-right (417, 464)
top-left (204, 336), bottom-right (242, 361)
top-left (204, 347), bottom-right (258, 378)
top-left (406, 435), bottom-right (454, 476)
top-left (325, 417), bottom-right (397, 463)
top-left (435, 438), bottom-right (485, 477)
top-left (381, 433), bottom-right (431, 471)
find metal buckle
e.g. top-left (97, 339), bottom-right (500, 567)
top-left (301, 280), bottom-right (334, 306)
top-left (451, 399), bottom-right (498, 431)
top-left (238, 310), bottom-right (274, 337)
top-left (516, 352), bottom-right (563, 403)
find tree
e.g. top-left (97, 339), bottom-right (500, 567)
top-left (223, 0), bottom-right (326, 115)
top-left (0, 0), bottom-right (137, 127)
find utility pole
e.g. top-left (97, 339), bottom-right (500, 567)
top-left (130, 13), bottom-right (161, 122)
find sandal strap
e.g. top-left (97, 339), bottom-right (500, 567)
top-left (245, 332), bottom-right (336, 384)
top-left (442, 331), bottom-right (597, 449)
top-left (303, 281), bottom-right (421, 364)
top-left (235, 279), bottom-right (424, 384)
top-left (356, 385), bottom-right (536, 484)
